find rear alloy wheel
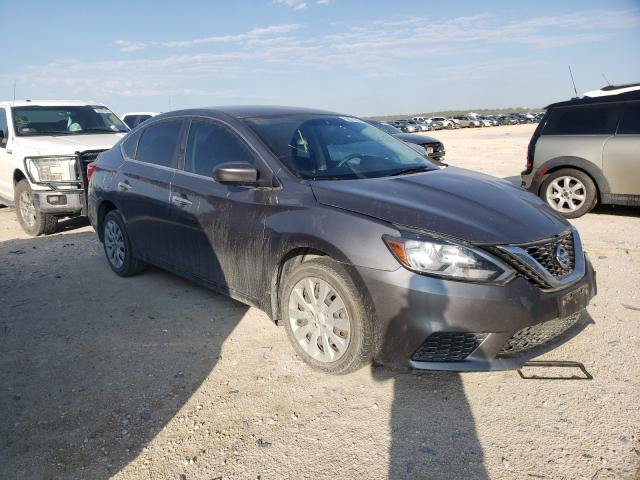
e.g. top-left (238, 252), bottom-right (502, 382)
top-left (540, 168), bottom-right (597, 219)
top-left (14, 179), bottom-right (58, 236)
top-left (282, 258), bottom-right (374, 374)
top-left (102, 210), bottom-right (146, 276)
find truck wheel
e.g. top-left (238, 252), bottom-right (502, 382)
top-left (540, 168), bottom-right (597, 219)
top-left (14, 179), bottom-right (58, 236)
top-left (281, 257), bottom-right (374, 374)
top-left (102, 210), bottom-right (146, 276)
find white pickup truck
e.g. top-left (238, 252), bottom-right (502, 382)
top-left (0, 100), bottom-right (129, 235)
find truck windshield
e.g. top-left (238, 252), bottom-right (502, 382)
top-left (12, 105), bottom-right (129, 136)
top-left (245, 115), bottom-right (435, 180)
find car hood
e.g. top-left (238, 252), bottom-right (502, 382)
top-left (394, 132), bottom-right (440, 144)
top-left (310, 166), bottom-right (569, 245)
top-left (13, 133), bottom-right (125, 156)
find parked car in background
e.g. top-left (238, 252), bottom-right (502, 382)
top-left (0, 100), bottom-right (128, 235)
top-left (88, 106), bottom-right (596, 374)
top-left (453, 115), bottom-right (481, 128)
top-left (429, 117), bottom-right (455, 129)
top-left (121, 112), bottom-right (160, 129)
top-left (366, 119), bottom-right (445, 163)
top-left (392, 120), bottom-right (419, 133)
top-left (522, 87), bottom-right (640, 218)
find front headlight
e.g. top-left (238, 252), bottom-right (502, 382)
top-left (25, 156), bottom-right (78, 183)
top-left (384, 233), bottom-right (515, 284)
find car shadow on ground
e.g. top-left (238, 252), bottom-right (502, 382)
top-left (0, 231), bottom-right (248, 479)
top-left (372, 275), bottom-right (488, 479)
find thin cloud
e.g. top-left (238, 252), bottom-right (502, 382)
top-left (273, 0), bottom-right (307, 10)
top-left (162, 23), bottom-right (303, 48)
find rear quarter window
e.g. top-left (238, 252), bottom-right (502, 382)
top-left (618, 103), bottom-right (640, 134)
top-left (542, 104), bottom-right (620, 135)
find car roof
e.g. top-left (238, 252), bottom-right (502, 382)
top-left (0, 100), bottom-right (105, 108)
top-left (546, 90), bottom-right (640, 109)
top-left (163, 105), bottom-right (342, 119)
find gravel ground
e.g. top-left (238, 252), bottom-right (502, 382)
top-left (1, 124), bottom-right (639, 480)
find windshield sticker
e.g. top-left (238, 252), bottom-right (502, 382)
top-left (93, 108), bottom-right (111, 115)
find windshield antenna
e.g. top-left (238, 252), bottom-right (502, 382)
top-left (12, 79), bottom-right (16, 105)
top-left (568, 66), bottom-right (578, 98)
top-left (601, 72), bottom-right (612, 86)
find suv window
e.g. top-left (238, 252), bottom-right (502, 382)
top-left (618, 103), bottom-right (640, 134)
top-left (184, 120), bottom-right (254, 177)
top-left (0, 108), bottom-right (8, 144)
top-left (543, 105), bottom-right (620, 135)
top-left (136, 120), bottom-right (182, 167)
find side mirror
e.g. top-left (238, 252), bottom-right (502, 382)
top-left (213, 161), bottom-right (259, 186)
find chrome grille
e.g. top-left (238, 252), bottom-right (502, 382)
top-left (525, 233), bottom-right (575, 279)
top-left (489, 230), bottom-right (580, 290)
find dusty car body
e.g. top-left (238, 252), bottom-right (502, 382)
top-left (89, 106), bottom-right (596, 373)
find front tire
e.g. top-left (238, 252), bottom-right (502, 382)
top-left (14, 179), bottom-right (58, 236)
top-left (281, 258), bottom-right (374, 374)
top-left (540, 168), bottom-right (597, 218)
top-left (102, 210), bottom-right (146, 276)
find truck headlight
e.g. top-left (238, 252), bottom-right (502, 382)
top-left (25, 156), bottom-right (77, 183)
top-left (384, 233), bottom-right (515, 284)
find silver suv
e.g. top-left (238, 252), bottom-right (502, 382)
top-left (521, 85), bottom-right (640, 218)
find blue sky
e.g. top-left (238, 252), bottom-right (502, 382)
top-left (1, 0), bottom-right (639, 116)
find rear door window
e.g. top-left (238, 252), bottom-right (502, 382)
top-left (543, 104), bottom-right (620, 135)
top-left (618, 103), bottom-right (640, 134)
top-left (136, 120), bottom-right (183, 167)
top-left (184, 119), bottom-right (255, 177)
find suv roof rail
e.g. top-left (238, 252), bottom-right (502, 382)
top-left (546, 88), bottom-right (640, 109)
top-left (584, 82), bottom-right (640, 98)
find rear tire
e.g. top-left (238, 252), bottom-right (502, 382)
top-left (540, 168), bottom-right (597, 219)
top-left (102, 210), bottom-right (146, 277)
top-left (281, 258), bottom-right (374, 374)
top-left (14, 179), bottom-right (58, 236)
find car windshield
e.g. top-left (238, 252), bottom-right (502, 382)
top-left (245, 115), bottom-right (436, 180)
top-left (12, 105), bottom-right (129, 136)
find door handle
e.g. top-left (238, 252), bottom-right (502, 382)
top-left (117, 181), bottom-right (132, 192)
top-left (171, 195), bottom-right (192, 207)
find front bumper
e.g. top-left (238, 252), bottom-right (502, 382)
top-left (32, 189), bottom-right (85, 215)
top-left (357, 255), bottom-right (596, 371)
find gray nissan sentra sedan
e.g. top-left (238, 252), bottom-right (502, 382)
top-left (87, 106), bottom-right (597, 374)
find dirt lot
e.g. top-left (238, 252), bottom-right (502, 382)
top-left (1, 124), bottom-right (639, 480)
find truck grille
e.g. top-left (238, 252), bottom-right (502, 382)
top-left (76, 150), bottom-right (106, 190)
top-left (411, 332), bottom-right (487, 362)
top-left (498, 312), bottom-right (582, 358)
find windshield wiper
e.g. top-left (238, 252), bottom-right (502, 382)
top-left (389, 166), bottom-right (433, 177)
top-left (73, 128), bottom-right (126, 134)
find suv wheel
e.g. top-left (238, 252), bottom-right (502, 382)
top-left (281, 258), bottom-right (374, 374)
top-left (14, 179), bottom-right (58, 236)
top-left (102, 210), bottom-right (146, 276)
top-left (540, 168), bottom-right (597, 218)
